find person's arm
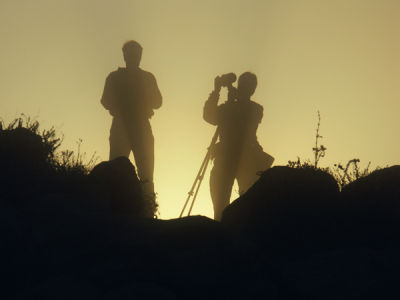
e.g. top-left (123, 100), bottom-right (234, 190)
top-left (257, 104), bottom-right (264, 124)
top-left (203, 76), bottom-right (222, 125)
top-left (100, 74), bottom-right (116, 115)
top-left (145, 73), bottom-right (162, 110)
top-left (203, 91), bottom-right (220, 125)
top-left (252, 103), bottom-right (264, 131)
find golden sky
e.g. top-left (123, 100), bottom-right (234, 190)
top-left (1, 0), bottom-right (399, 219)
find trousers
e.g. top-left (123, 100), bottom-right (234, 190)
top-left (109, 117), bottom-right (154, 194)
top-left (209, 143), bottom-right (273, 221)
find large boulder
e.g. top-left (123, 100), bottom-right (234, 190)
top-left (341, 165), bottom-right (400, 219)
top-left (340, 165), bottom-right (400, 245)
top-left (221, 166), bottom-right (340, 253)
top-left (88, 157), bottom-right (156, 218)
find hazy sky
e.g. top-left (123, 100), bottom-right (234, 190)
top-left (1, 0), bottom-right (399, 219)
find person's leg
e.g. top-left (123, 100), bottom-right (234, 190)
top-left (210, 156), bottom-right (236, 221)
top-left (236, 145), bottom-right (273, 195)
top-left (109, 118), bottom-right (130, 160)
top-left (130, 123), bottom-right (155, 195)
top-left (236, 167), bottom-right (260, 196)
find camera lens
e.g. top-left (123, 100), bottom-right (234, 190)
top-left (220, 73), bottom-right (237, 86)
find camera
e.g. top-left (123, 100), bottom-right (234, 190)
top-left (219, 73), bottom-right (237, 87)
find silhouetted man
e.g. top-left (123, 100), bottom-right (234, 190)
top-left (204, 72), bottom-right (274, 220)
top-left (101, 40), bottom-right (162, 195)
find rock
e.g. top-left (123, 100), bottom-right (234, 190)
top-left (341, 165), bottom-right (400, 220)
top-left (340, 165), bottom-right (400, 245)
top-left (88, 157), bottom-right (154, 218)
top-left (269, 246), bottom-right (400, 300)
top-left (103, 282), bottom-right (178, 300)
top-left (221, 166), bottom-right (340, 253)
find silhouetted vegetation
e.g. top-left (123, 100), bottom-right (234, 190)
top-left (331, 159), bottom-right (373, 190)
top-left (288, 111), bottom-right (376, 190)
top-left (0, 114), bottom-right (158, 218)
top-left (0, 115), bottom-right (96, 176)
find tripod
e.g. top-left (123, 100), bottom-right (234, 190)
top-left (179, 128), bottom-right (219, 218)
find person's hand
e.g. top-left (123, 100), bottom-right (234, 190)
top-left (214, 76), bottom-right (222, 93)
top-left (227, 86), bottom-right (238, 102)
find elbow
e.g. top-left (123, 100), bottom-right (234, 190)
top-left (153, 95), bottom-right (162, 109)
top-left (203, 112), bottom-right (217, 126)
top-left (101, 97), bottom-right (109, 110)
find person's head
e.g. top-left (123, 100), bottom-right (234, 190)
top-left (122, 40), bottom-right (142, 68)
top-left (237, 72), bottom-right (257, 101)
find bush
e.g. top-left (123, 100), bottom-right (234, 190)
top-left (0, 115), bottom-right (96, 176)
top-left (0, 115), bottom-right (158, 218)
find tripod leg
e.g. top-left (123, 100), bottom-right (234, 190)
top-left (187, 152), bottom-right (211, 215)
top-left (179, 150), bottom-right (211, 217)
top-left (180, 128), bottom-right (219, 218)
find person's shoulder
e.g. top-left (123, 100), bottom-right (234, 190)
top-left (250, 100), bottom-right (263, 111)
top-left (107, 68), bottom-right (126, 80)
top-left (139, 68), bottom-right (156, 80)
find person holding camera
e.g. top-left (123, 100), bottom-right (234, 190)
top-left (101, 40), bottom-right (162, 196)
top-left (203, 72), bottom-right (274, 220)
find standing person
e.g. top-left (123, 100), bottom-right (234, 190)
top-left (101, 40), bottom-right (162, 195)
top-left (203, 72), bottom-right (274, 220)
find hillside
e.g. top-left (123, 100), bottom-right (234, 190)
top-left (1, 125), bottom-right (400, 299)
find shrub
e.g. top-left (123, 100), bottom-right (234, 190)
top-left (0, 115), bottom-right (158, 218)
top-left (0, 115), bottom-right (96, 176)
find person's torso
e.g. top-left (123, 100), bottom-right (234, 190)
top-left (217, 100), bottom-right (262, 147)
top-left (110, 68), bottom-right (154, 120)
